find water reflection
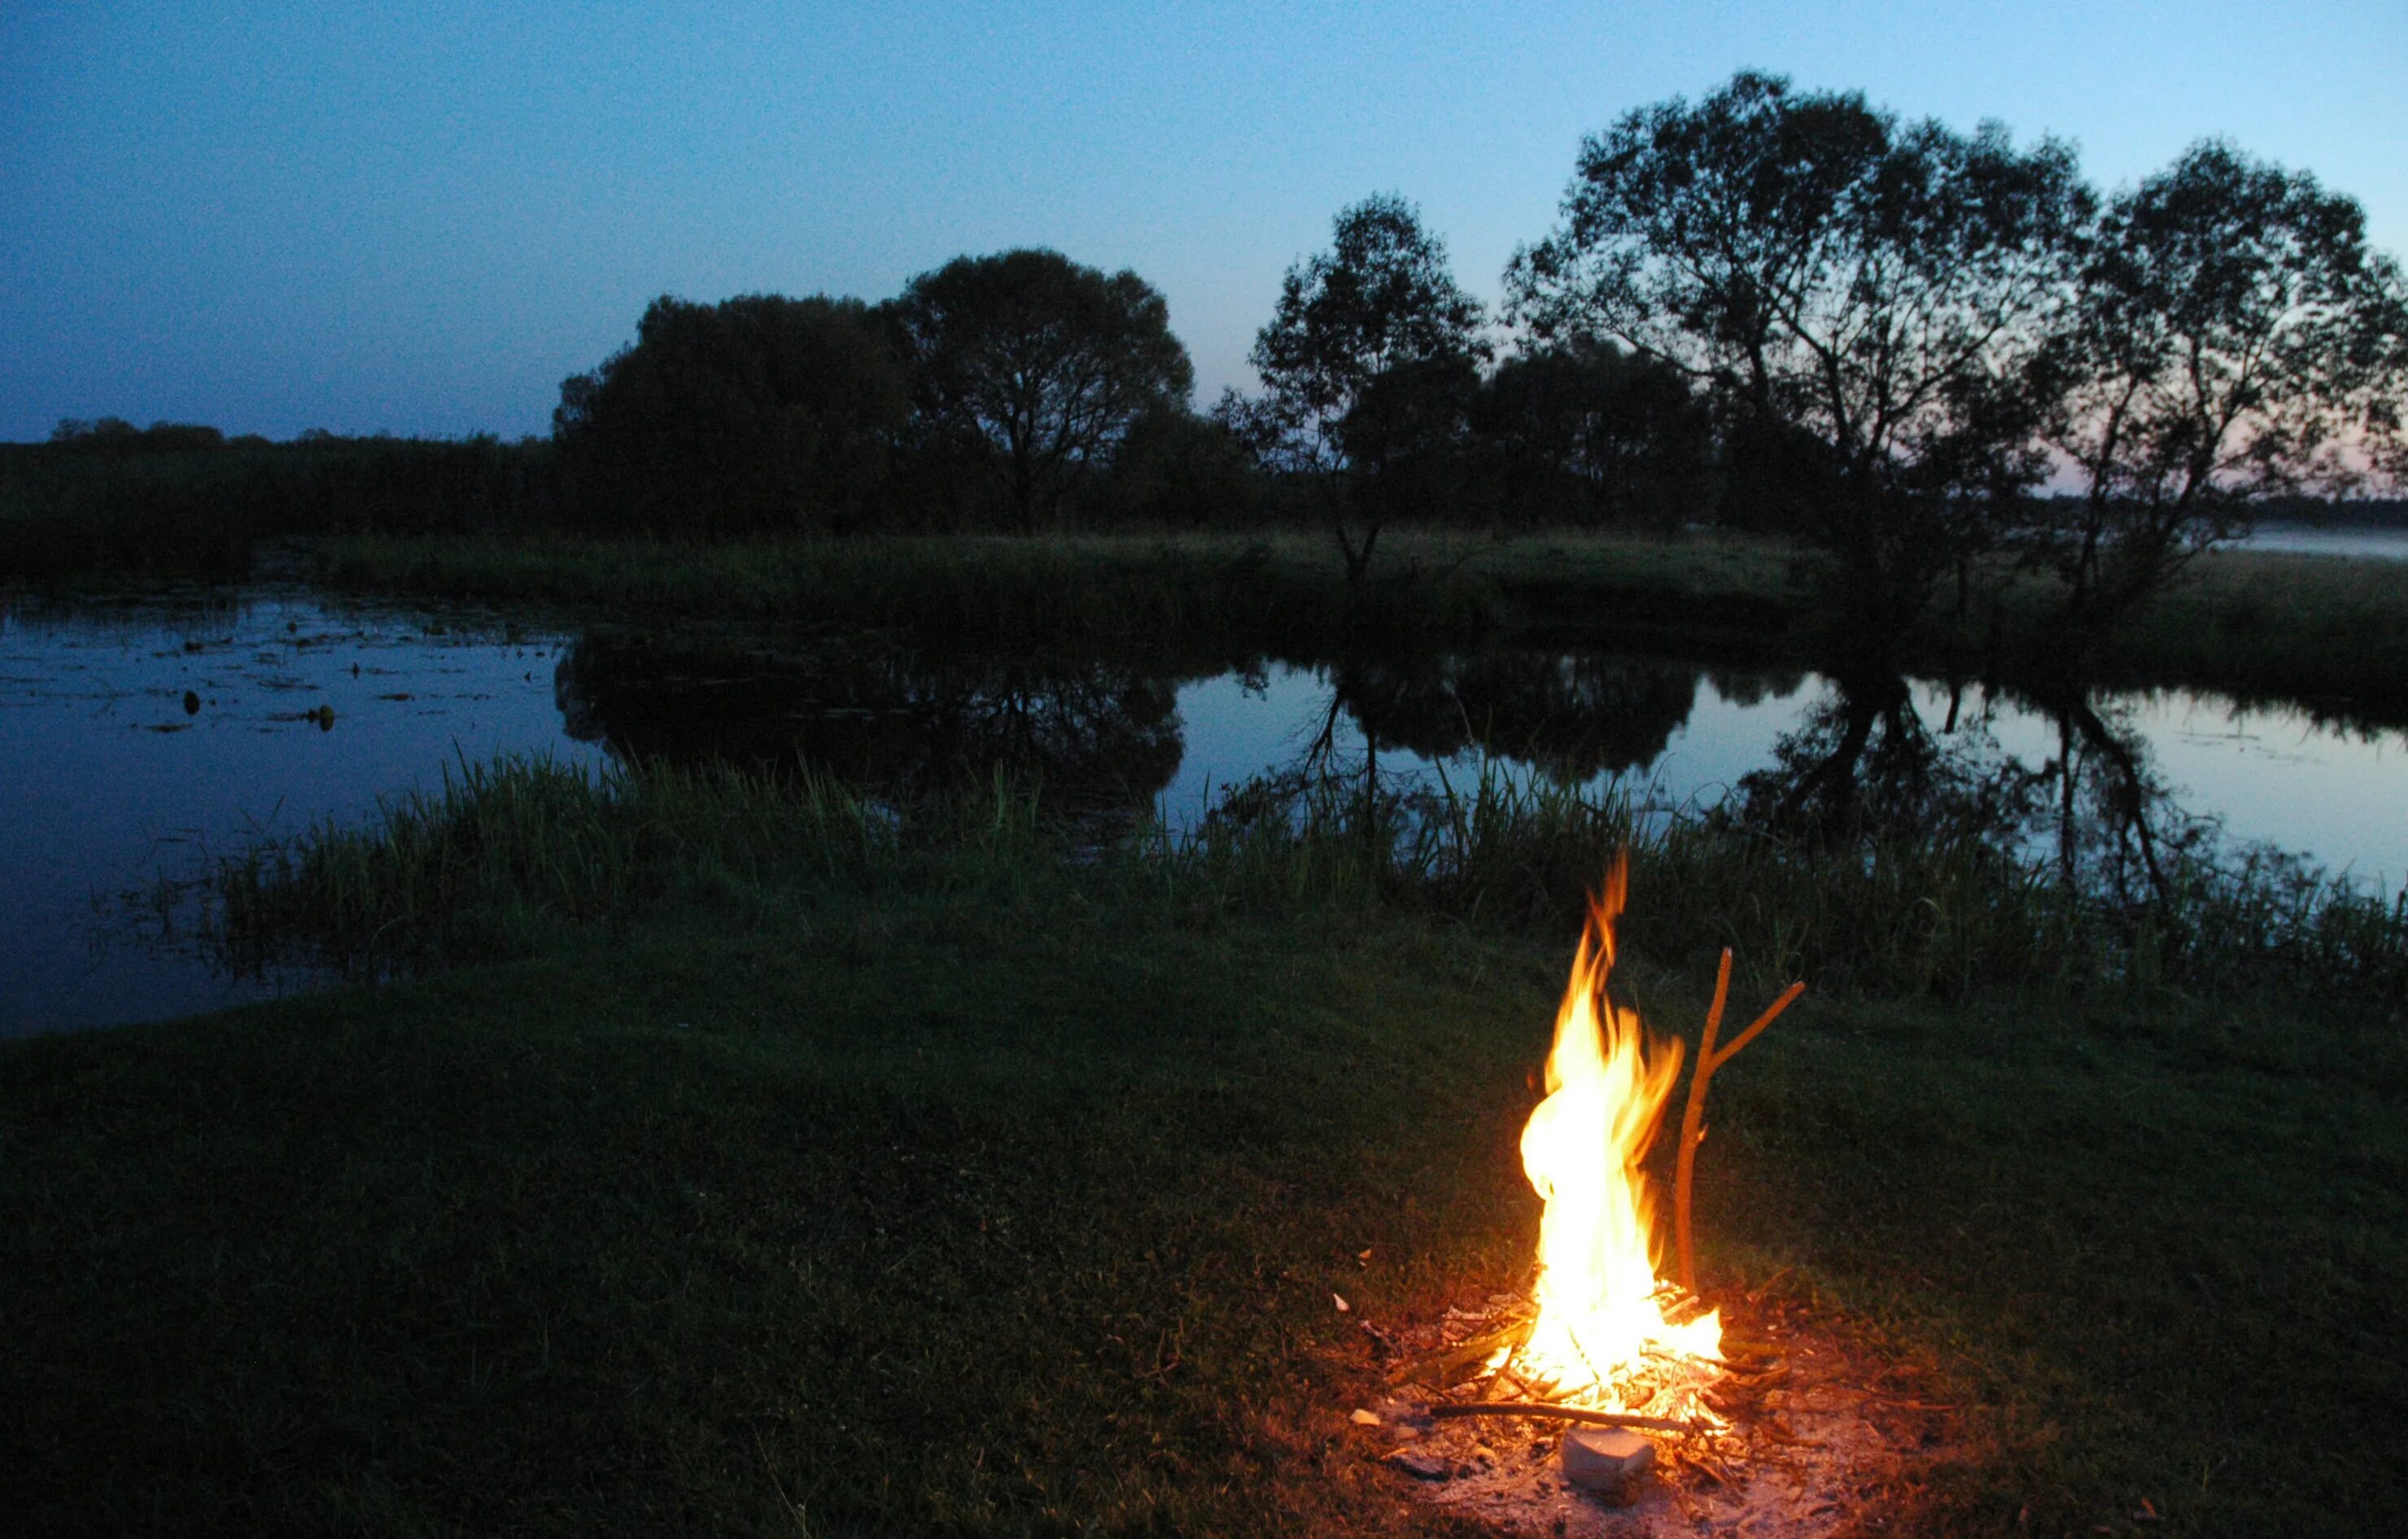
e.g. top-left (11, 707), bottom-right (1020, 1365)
top-left (552, 633), bottom-right (1189, 812)
top-left (1339, 651), bottom-right (1717, 780)
top-left (1722, 672), bottom-right (2220, 908)
top-left (1254, 650), bottom-right (2281, 923)
top-left (7, 586), bottom-right (2404, 1036)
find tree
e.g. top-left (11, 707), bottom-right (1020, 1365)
top-left (1099, 406), bottom-right (1261, 526)
top-left (1506, 72), bottom-right (2091, 667)
top-left (1471, 338), bottom-right (1716, 531)
top-left (1242, 194), bottom-right (1488, 586)
top-left (886, 249), bottom-right (1193, 532)
top-left (553, 294), bottom-right (907, 536)
top-left (2030, 142), bottom-right (2408, 641)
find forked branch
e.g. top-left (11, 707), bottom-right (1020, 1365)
top-left (1673, 950), bottom-right (1805, 1296)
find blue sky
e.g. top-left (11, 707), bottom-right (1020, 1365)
top-left (4, 1), bottom-right (2402, 441)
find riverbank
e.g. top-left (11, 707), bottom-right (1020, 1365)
top-left (304, 531), bottom-right (2408, 720)
top-left (5, 769), bottom-right (2403, 1536)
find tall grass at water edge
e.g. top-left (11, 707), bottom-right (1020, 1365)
top-left (215, 754), bottom-right (2408, 1008)
top-left (213, 755), bottom-right (1037, 975)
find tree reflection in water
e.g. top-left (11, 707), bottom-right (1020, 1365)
top-left (1214, 649), bottom-right (1736, 843)
top-left (1230, 645), bottom-right (2223, 929)
top-left (1339, 651), bottom-right (1710, 782)
top-left (1725, 671), bottom-right (2215, 910)
top-left (554, 628), bottom-right (2231, 921)
top-left (552, 633), bottom-right (1188, 819)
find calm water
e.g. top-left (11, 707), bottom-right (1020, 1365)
top-left (5, 588), bottom-right (2405, 1036)
top-left (2237, 522), bottom-right (2408, 561)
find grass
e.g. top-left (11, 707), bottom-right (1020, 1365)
top-left (308, 528), bottom-right (2408, 719)
top-left (4, 786), bottom-right (2402, 1537)
top-left (309, 529), bottom-right (1803, 658)
top-left (2078, 549), bottom-right (2408, 714)
top-left (0, 435), bottom-right (553, 584)
top-left (212, 756), bottom-right (2408, 1006)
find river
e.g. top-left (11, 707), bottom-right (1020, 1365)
top-left (4, 586), bottom-right (2403, 1035)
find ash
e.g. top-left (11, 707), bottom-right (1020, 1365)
top-left (1357, 1292), bottom-right (1951, 1537)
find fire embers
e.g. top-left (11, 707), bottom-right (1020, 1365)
top-left (1357, 1293), bottom-right (1925, 1537)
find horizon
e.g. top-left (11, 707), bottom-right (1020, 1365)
top-left (5, 1), bottom-right (2404, 444)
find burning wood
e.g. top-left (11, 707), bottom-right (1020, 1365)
top-left (1370, 855), bottom-right (1817, 1525)
top-left (1505, 854), bottom-right (1798, 1432)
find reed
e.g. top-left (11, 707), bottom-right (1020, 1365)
top-left (214, 749), bottom-right (2408, 1005)
top-left (212, 755), bottom-right (1033, 974)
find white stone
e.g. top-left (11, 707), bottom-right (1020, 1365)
top-left (1560, 1427), bottom-right (1654, 1492)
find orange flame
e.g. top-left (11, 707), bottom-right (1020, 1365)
top-left (1518, 858), bottom-right (1721, 1411)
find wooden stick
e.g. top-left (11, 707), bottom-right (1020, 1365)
top-left (1673, 950), bottom-right (1730, 1298)
top-left (1383, 1318), bottom-right (1532, 1387)
top-left (1710, 982), bottom-right (1806, 1075)
top-left (1428, 1402), bottom-right (1702, 1435)
top-left (1674, 959), bottom-right (1804, 1296)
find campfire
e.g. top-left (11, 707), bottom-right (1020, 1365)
top-left (1370, 856), bottom-right (1823, 1520)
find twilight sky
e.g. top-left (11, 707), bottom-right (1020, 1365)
top-left (4, 1), bottom-right (2403, 443)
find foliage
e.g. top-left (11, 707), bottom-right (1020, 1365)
top-left (1470, 338), bottom-right (1717, 531)
top-left (886, 249), bottom-right (1194, 532)
top-left (1095, 404), bottom-right (1262, 526)
top-left (553, 293), bottom-right (907, 536)
top-left (1508, 71), bottom-right (2092, 664)
top-left (1237, 195), bottom-right (1488, 584)
top-left (2028, 141), bottom-right (2408, 641)
top-left (0, 428), bottom-right (555, 582)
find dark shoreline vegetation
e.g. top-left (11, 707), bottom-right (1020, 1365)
top-left (7, 757), bottom-right (2403, 1535)
top-left (304, 528), bottom-right (2408, 722)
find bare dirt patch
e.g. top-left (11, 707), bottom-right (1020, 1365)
top-left (1347, 1286), bottom-right (1963, 1537)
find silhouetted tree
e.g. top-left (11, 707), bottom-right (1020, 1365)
top-left (1471, 339), bottom-right (1716, 531)
top-left (553, 293), bottom-right (907, 536)
top-left (1507, 72), bottom-right (2090, 667)
top-left (1099, 406), bottom-right (1261, 526)
top-left (886, 249), bottom-right (1194, 532)
top-left (2029, 141), bottom-right (2408, 644)
top-left (1240, 195), bottom-right (1488, 587)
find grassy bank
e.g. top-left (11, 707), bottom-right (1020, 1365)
top-left (2074, 549), bottom-right (2408, 713)
top-left (211, 758), bottom-right (2408, 1005)
top-left (306, 530), bottom-right (2408, 717)
top-left (6, 763), bottom-right (2404, 1535)
top-left (311, 530), bottom-right (1806, 658)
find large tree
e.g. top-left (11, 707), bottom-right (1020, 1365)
top-left (886, 249), bottom-right (1193, 532)
top-left (1239, 194), bottom-right (1487, 586)
top-left (1506, 72), bottom-right (2091, 667)
top-left (1471, 338), bottom-right (1716, 531)
top-left (553, 294), bottom-right (907, 536)
top-left (2030, 142), bottom-right (2408, 641)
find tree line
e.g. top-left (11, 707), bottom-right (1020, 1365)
top-left (15, 71), bottom-right (2404, 666)
top-left (1237, 74), bottom-right (2407, 665)
top-left (544, 72), bottom-right (2405, 660)
top-left (544, 240), bottom-right (1716, 545)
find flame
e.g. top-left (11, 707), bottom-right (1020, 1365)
top-left (1517, 858), bottom-right (1721, 1413)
